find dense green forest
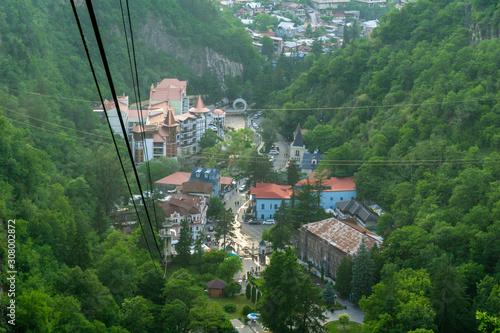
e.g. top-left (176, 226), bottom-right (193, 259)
top-left (0, 0), bottom-right (260, 332)
top-left (264, 0), bottom-right (500, 332)
top-left (1, 0), bottom-right (500, 331)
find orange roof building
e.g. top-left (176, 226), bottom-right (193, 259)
top-left (150, 79), bottom-right (188, 115)
top-left (250, 177), bottom-right (356, 221)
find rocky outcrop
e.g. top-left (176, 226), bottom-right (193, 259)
top-left (137, 18), bottom-right (243, 90)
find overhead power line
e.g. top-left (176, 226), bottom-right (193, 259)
top-left (0, 106), bottom-right (113, 141)
top-left (5, 87), bottom-right (499, 114)
top-left (82, 0), bottom-right (163, 261)
top-left (70, 0), bottom-right (162, 273)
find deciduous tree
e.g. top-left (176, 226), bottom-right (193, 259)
top-left (259, 247), bottom-right (326, 332)
top-left (218, 256), bottom-right (243, 282)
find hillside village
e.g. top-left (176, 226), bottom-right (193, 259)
top-left (222, 0), bottom-right (408, 54)
top-left (2, 0), bottom-right (499, 332)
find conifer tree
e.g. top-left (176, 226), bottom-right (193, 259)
top-left (69, 218), bottom-right (91, 270)
top-left (335, 256), bottom-right (353, 296)
top-left (251, 285), bottom-right (257, 304)
top-left (176, 218), bottom-right (193, 265)
top-left (351, 239), bottom-right (375, 303)
top-left (246, 283), bottom-right (252, 299)
top-left (322, 281), bottom-right (337, 306)
top-left (214, 208), bottom-right (235, 249)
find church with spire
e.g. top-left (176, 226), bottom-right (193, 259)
top-left (290, 123), bottom-right (307, 164)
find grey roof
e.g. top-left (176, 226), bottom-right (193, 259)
top-left (277, 22), bottom-right (297, 29)
top-left (292, 128), bottom-right (304, 147)
top-left (299, 150), bottom-right (323, 170)
top-left (336, 199), bottom-right (379, 223)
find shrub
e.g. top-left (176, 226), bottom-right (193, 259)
top-left (246, 283), bottom-right (252, 299)
top-left (241, 305), bottom-right (255, 316)
top-left (224, 303), bottom-right (237, 313)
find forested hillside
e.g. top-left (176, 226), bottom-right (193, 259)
top-left (266, 0), bottom-right (500, 331)
top-left (0, 0), bottom-right (257, 331)
top-left (0, 0), bottom-right (259, 104)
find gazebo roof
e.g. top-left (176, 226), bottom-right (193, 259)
top-left (206, 278), bottom-right (227, 289)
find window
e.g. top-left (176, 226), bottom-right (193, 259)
top-left (330, 197), bottom-right (333, 201)
top-left (261, 214), bottom-right (264, 219)
top-left (274, 204), bottom-right (277, 209)
top-left (270, 204), bottom-right (272, 209)
top-left (295, 150), bottom-right (300, 157)
top-left (340, 197), bottom-right (343, 201)
top-left (262, 204), bottom-right (265, 209)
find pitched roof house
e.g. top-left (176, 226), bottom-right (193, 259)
top-left (157, 194), bottom-right (208, 244)
top-left (335, 199), bottom-right (379, 227)
top-left (298, 218), bottom-right (382, 278)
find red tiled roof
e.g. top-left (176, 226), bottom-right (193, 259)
top-left (250, 183), bottom-right (293, 199)
top-left (175, 113), bottom-right (195, 122)
top-left (155, 172), bottom-right (191, 185)
top-left (150, 79), bottom-right (187, 102)
top-left (153, 134), bottom-right (164, 143)
top-left (182, 179), bottom-right (213, 195)
top-left (189, 95), bottom-right (210, 113)
top-left (300, 218), bottom-right (382, 254)
top-left (212, 109), bottom-right (225, 116)
top-left (157, 194), bottom-right (203, 216)
top-left (132, 124), bottom-right (145, 133)
top-left (127, 109), bottom-right (148, 120)
top-left (221, 176), bottom-right (233, 186)
top-left (296, 176), bottom-right (355, 192)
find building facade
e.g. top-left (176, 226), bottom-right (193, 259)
top-left (157, 194), bottom-right (208, 245)
top-left (298, 218), bottom-right (382, 278)
top-left (251, 176), bottom-right (356, 221)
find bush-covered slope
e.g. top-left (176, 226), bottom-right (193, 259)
top-left (267, 1), bottom-right (500, 331)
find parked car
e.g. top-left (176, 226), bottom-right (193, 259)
top-left (269, 149), bottom-right (279, 155)
top-left (239, 185), bottom-right (246, 192)
top-left (263, 219), bottom-right (275, 225)
top-left (208, 226), bottom-right (214, 232)
top-left (249, 220), bottom-right (261, 225)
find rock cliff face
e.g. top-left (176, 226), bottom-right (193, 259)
top-left (138, 19), bottom-right (243, 89)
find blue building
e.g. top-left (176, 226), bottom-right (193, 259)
top-left (250, 183), bottom-right (293, 221)
top-left (299, 148), bottom-right (323, 174)
top-left (188, 168), bottom-right (221, 196)
top-left (251, 177), bottom-right (356, 221)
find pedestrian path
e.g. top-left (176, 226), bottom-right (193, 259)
top-left (321, 297), bottom-right (365, 325)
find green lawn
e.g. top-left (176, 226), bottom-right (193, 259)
top-left (207, 294), bottom-right (255, 319)
top-left (324, 320), bottom-right (363, 333)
